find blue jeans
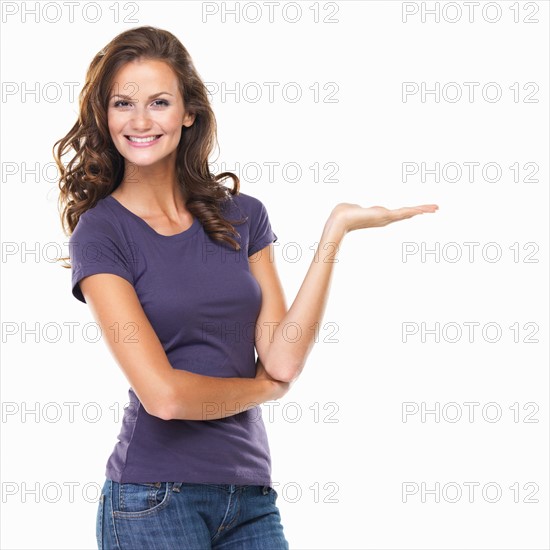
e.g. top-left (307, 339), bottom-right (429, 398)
top-left (96, 478), bottom-right (290, 549)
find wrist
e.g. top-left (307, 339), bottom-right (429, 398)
top-left (323, 212), bottom-right (347, 242)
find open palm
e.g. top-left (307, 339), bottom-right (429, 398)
top-left (332, 202), bottom-right (439, 233)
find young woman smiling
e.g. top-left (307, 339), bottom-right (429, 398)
top-left (54, 26), bottom-right (438, 550)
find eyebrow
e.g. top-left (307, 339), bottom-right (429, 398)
top-left (110, 92), bottom-right (174, 100)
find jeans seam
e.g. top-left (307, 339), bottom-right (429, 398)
top-left (225, 490), bottom-right (241, 531)
top-left (97, 493), bottom-right (105, 549)
top-left (109, 480), bottom-right (122, 549)
top-left (211, 491), bottom-right (233, 542)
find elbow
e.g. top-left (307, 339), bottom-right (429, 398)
top-left (145, 389), bottom-right (179, 421)
top-left (145, 401), bottom-right (173, 421)
top-left (151, 405), bottom-right (174, 421)
top-left (272, 371), bottom-right (295, 384)
top-left (278, 371), bottom-right (300, 384)
top-left (266, 362), bottom-right (302, 384)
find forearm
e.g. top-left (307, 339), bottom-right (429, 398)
top-left (265, 216), bottom-right (345, 382)
top-left (164, 368), bottom-right (278, 421)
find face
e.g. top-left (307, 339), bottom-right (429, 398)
top-left (107, 58), bottom-right (195, 170)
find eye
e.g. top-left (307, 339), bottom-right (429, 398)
top-left (113, 100), bottom-right (131, 108)
top-left (152, 99), bottom-right (169, 107)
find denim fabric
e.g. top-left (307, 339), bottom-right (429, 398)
top-left (96, 478), bottom-right (290, 549)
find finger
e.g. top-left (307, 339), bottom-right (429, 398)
top-left (389, 207), bottom-right (425, 220)
top-left (410, 204), bottom-right (439, 212)
top-left (394, 205), bottom-right (438, 217)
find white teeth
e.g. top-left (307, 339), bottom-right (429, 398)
top-left (127, 135), bottom-right (160, 143)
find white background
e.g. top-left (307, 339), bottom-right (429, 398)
top-left (1, 1), bottom-right (548, 549)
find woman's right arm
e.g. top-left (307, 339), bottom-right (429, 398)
top-left (79, 273), bottom-right (289, 421)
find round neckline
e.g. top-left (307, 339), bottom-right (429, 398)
top-left (106, 195), bottom-right (201, 240)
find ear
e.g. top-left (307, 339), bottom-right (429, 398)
top-left (183, 112), bottom-right (196, 127)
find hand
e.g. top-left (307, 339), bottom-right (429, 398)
top-left (330, 202), bottom-right (439, 235)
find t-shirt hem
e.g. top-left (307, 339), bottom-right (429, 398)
top-left (72, 267), bottom-right (134, 302)
top-left (248, 236), bottom-right (278, 257)
top-left (107, 471), bottom-right (272, 486)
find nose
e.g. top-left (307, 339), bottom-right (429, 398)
top-left (130, 107), bottom-right (153, 131)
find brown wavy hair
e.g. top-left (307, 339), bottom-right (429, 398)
top-left (53, 25), bottom-right (246, 268)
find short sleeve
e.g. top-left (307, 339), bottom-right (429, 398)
top-left (69, 214), bottom-right (135, 303)
top-left (247, 198), bottom-right (278, 257)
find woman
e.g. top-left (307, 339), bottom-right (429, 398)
top-left (54, 26), bottom-right (438, 550)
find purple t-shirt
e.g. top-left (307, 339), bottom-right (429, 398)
top-left (69, 191), bottom-right (278, 485)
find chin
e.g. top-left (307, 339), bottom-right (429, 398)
top-left (125, 154), bottom-right (175, 168)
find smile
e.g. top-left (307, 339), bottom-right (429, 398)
top-left (125, 135), bottom-right (162, 143)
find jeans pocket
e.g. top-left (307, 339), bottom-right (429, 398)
top-left (113, 482), bottom-right (172, 519)
top-left (96, 493), bottom-right (105, 549)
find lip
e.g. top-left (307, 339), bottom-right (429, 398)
top-left (124, 134), bottom-right (163, 148)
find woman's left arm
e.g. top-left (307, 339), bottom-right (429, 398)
top-left (249, 202), bottom-right (439, 383)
